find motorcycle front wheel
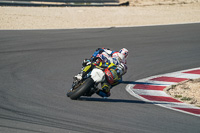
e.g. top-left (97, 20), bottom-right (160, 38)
top-left (67, 78), bottom-right (94, 100)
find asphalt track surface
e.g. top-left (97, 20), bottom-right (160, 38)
top-left (0, 23), bottom-right (200, 133)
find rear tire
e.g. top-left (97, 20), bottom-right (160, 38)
top-left (67, 78), bottom-right (94, 100)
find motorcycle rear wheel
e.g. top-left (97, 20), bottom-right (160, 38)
top-left (67, 78), bottom-right (94, 100)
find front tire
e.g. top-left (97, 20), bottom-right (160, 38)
top-left (67, 78), bottom-right (94, 100)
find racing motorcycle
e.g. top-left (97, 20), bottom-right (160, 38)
top-left (67, 62), bottom-right (116, 100)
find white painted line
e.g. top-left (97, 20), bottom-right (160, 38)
top-left (2, 22), bottom-right (200, 31)
top-left (126, 67), bottom-right (200, 117)
top-left (126, 84), bottom-right (200, 117)
top-left (136, 79), bottom-right (176, 85)
top-left (158, 104), bottom-right (200, 117)
top-left (131, 89), bottom-right (170, 97)
top-left (126, 86), bottom-right (180, 103)
top-left (165, 73), bottom-right (200, 79)
top-left (163, 103), bottom-right (200, 109)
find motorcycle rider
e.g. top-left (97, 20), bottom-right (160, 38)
top-left (74, 48), bottom-right (128, 98)
top-left (75, 48), bottom-right (128, 81)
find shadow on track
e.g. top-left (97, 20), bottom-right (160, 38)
top-left (76, 80), bottom-right (161, 104)
top-left (79, 97), bottom-right (175, 106)
top-left (79, 97), bottom-right (149, 104)
top-left (119, 81), bottom-right (168, 85)
top-left (77, 80), bottom-right (170, 104)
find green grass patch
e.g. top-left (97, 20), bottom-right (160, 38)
top-left (181, 97), bottom-right (192, 101)
top-left (174, 95), bottom-right (182, 98)
top-left (171, 85), bottom-right (176, 89)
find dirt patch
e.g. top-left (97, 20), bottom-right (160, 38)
top-left (165, 78), bottom-right (200, 107)
top-left (0, 1), bottom-right (200, 29)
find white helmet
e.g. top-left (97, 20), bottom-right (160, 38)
top-left (112, 52), bottom-right (126, 64)
top-left (119, 48), bottom-right (128, 59)
top-left (112, 48), bottom-right (128, 64)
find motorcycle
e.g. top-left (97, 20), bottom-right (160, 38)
top-left (67, 62), bottom-right (116, 100)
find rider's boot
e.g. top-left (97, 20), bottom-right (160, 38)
top-left (96, 82), bottom-right (111, 98)
top-left (96, 90), bottom-right (111, 98)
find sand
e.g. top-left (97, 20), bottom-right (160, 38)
top-left (0, 1), bottom-right (200, 29)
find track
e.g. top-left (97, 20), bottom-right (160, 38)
top-left (0, 24), bottom-right (200, 133)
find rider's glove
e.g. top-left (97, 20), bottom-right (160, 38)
top-left (82, 59), bottom-right (91, 67)
top-left (86, 61), bottom-right (91, 66)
